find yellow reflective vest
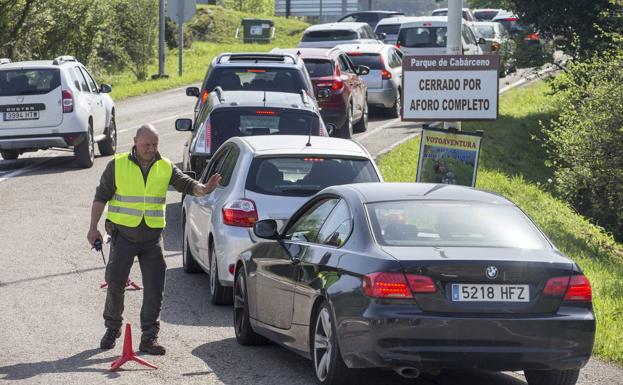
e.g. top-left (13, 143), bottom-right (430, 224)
top-left (107, 153), bottom-right (173, 228)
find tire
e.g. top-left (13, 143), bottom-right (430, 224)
top-left (312, 301), bottom-right (349, 385)
top-left (98, 115), bottom-right (117, 156)
top-left (75, 123), bottom-right (95, 168)
top-left (337, 103), bottom-right (353, 139)
top-left (353, 99), bottom-right (368, 133)
top-left (524, 369), bottom-right (580, 385)
top-left (209, 243), bottom-right (233, 305)
top-left (1, 150), bottom-right (19, 160)
top-left (233, 266), bottom-right (269, 345)
top-left (182, 221), bottom-right (202, 273)
top-left (387, 88), bottom-right (400, 118)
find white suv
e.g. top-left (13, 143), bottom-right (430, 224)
top-left (0, 56), bottom-right (116, 167)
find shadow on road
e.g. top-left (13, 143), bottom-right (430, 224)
top-left (190, 337), bottom-right (527, 385)
top-left (0, 348), bottom-right (121, 380)
top-left (160, 267), bottom-right (231, 327)
top-left (163, 202), bottom-right (182, 252)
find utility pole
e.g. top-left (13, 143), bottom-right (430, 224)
top-left (286, 0), bottom-right (291, 18)
top-left (155, 0), bottom-right (167, 79)
top-left (444, 0), bottom-right (462, 131)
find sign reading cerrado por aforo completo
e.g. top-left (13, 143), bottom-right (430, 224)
top-left (402, 55), bottom-right (500, 121)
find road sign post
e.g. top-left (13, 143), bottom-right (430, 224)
top-left (167, 0), bottom-right (197, 77)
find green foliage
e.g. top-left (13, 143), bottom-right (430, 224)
top-left (221, 0), bottom-right (274, 15)
top-left (544, 45), bottom-right (623, 242)
top-left (378, 81), bottom-right (623, 363)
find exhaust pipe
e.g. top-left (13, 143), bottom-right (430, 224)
top-left (394, 366), bottom-right (420, 379)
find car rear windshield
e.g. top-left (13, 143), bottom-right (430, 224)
top-left (367, 200), bottom-right (549, 249)
top-left (302, 30), bottom-right (358, 42)
top-left (205, 67), bottom-right (307, 93)
top-left (209, 109), bottom-right (321, 151)
top-left (473, 25), bottom-right (495, 39)
top-left (398, 27), bottom-right (447, 48)
top-left (303, 59), bottom-right (334, 77)
top-left (246, 157), bottom-right (379, 197)
top-left (346, 53), bottom-right (383, 70)
top-left (375, 24), bottom-right (401, 35)
top-left (0, 68), bottom-right (60, 96)
top-left (474, 10), bottom-right (500, 21)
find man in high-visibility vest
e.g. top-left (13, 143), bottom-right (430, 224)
top-left (87, 124), bottom-right (221, 355)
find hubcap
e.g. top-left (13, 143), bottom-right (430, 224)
top-left (314, 307), bottom-right (332, 382)
top-left (88, 129), bottom-right (94, 160)
top-left (233, 274), bottom-right (245, 335)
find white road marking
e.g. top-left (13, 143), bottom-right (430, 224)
top-left (354, 117), bottom-right (400, 141)
top-left (0, 154), bottom-right (62, 183)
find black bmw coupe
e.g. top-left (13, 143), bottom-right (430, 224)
top-left (232, 183), bottom-right (595, 385)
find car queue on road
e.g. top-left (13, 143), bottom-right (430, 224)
top-left (0, 7), bottom-right (595, 385)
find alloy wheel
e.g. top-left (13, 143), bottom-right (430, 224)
top-left (233, 273), bottom-right (246, 336)
top-left (313, 307), bottom-right (333, 382)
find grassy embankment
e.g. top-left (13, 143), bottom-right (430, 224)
top-left (378, 81), bottom-right (623, 364)
top-left (102, 5), bottom-right (309, 100)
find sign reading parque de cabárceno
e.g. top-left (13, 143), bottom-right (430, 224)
top-left (402, 55), bottom-right (500, 121)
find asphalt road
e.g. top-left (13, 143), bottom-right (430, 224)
top-left (0, 69), bottom-right (621, 385)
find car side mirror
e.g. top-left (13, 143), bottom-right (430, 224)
top-left (477, 37), bottom-right (486, 45)
top-left (357, 65), bottom-right (370, 76)
top-left (175, 118), bottom-right (193, 131)
top-left (254, 219), bottom-right (281, 240)
top-left (376, 32), bottom-right (387, 40)
top-left (326, 123), bottom-right (336, 135)
top-left (186, 86), bottom-right (200, 97)
top-left (100, 84), bottom-right (112, 93)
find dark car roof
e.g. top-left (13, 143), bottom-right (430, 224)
top-left (339, 11), bottom-right (404, 18)
top-left (211, 90), bottom-right (316, 111)
top-left (324, 183), bottom-right (514, 205)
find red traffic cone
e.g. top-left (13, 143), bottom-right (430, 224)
top-left (110, 323), bottom-right (158, 371)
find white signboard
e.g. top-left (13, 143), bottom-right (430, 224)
top-left (402, 55), bottom-right (500, 121)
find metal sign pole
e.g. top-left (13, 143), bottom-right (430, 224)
top-left (156, 0), bottom-right (167, 78)
top-left (445, 0), bottom-right (462, 131)
top-left (178, 0), bottom-right (184, 76)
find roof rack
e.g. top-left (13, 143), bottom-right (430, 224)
top-left (213, 86), bottom-right (225, 103)
top-left (0, 58), bottom-right (11, 65)
top-left (52, 55), bottom-right (77, 65)
top-left (217, 52), bottom-right (298, 64)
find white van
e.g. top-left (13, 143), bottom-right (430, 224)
top-left (396, 16), bottom-right (484, 55)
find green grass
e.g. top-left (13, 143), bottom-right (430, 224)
top-left (378, 81), bottom-right (623, 364)
top-left (101, 5), bottom-right (309, 100)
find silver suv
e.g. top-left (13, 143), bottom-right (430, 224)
top-left (0, 56), bottom-right (116, 167)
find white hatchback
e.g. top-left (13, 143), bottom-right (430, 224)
top-left (0, 56), bottom-right (116, 167)
top-left (181, 135), bottom-right (382, 305)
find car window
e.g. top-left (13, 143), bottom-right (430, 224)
top-left (0, 68), bottom-right (60, 96)
top-left (317, 199), bottom-right (353, 247)
top-left (80, 67), bottom-right (99, 93)
top-left (375, 23), bottom-right (401, 35)
top-left (390, 49), bottom-right (403, 68)
top-left (206, 67), bottom-right (308, 94)
top-left (72, 67), bottom-right (89, 93)
top-left (286, 198), bottom-right (340, 243)
top-left (245, 156), bottom-right (380, 197)
top-left (201, 146), bottom-right (229, 183)
top-left (340, 55), bottom-right (356, 73)
top-left (302, 30), bottom-right (358, 42)
top-left (347, 53), bottom-right (383, 70)
top-left (68, 68), bottom-right (83, 91)
top-left (217, 145), bottom-right (239, 187)
top-left (303, 59), bottom-right (334, 77)
top-left (474, 25), bottom-right (495, 39)
top-left (367, 200), bottom-right (550, 249)
top-left (398, 27), bottom-right (447, 48)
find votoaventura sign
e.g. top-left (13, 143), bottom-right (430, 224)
top-left (402, 55), bottom-right (499, 121)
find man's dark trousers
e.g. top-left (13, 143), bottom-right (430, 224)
top-left (103, 232), bottom-right (166, 339)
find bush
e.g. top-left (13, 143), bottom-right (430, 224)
top-left (544, 45), bottom-right (623, 241)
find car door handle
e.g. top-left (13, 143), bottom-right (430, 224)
top-left (291, 256), bottom-right (301, 265)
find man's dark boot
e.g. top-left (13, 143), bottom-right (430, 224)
top-left (100, 328), bottom-right (121, 349)
top-left (139, 337), bottom-right (166, 355)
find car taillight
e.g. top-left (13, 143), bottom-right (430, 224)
top-left (195, 119), bottom-right (212, 154)
top-left (406, 274), bottom-right (436, 293)
top-left (255, 110), bottom-right (277, 115)
top-left (525, 33), bottom-right (540, 40)
top-left (395, 43), bottom-right (401, 49)
top-left (363, 272), bottom-right (412, 298)
top-left (201, 89), bottom-right (209, 104)
top-left (222, 199), bottom-right (258, 227)
top-left (317, 78), bottom-right (343, 91)
top-left (564, 275), bottom-right (592, 301)
top-left (491, 41), bottom-right (501, 51)
top-left (62, 90), bottom-right (73, 113)
top-left (544, 274), bottom-right (592, 301)
top-left (381, 69), bottom-right (392, 80)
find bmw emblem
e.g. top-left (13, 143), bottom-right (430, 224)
top-left (486, 266), bottom-right (498, 279)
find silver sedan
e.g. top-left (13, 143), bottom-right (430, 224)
top-left (181, 135), bottom-right (382, 305)
top-left (336, 43), bottom-right (403, 118)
